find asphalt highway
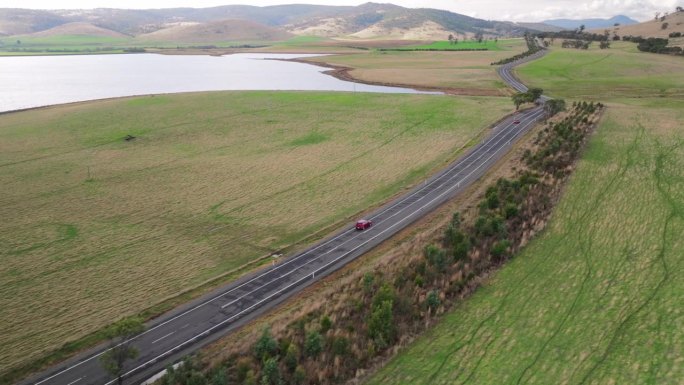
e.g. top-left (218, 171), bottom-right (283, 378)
top-left (22, 50), bottom-right (547, 385)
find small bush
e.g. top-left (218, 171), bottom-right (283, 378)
top-left (426, 291), bottom-right (441, 313)
top-left (253, 327), bottom-right (278, 361)
top-left (320, 315), bottom-right (332, 334)
top-left (304, 330), bottom-right (323, 358)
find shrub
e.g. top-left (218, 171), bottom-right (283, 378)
top-left (504, 203), bottom-right (519, 219)
top-left (426, 291), bottom-right (440, 313)
top-left (293, 366), bottom-right (306, 385)
top-left (368, 300), bottom-right (394, 348)
top-left (332, 336), bottom-right (349, 356)
top-left (260, 357), bottom-right (280, 385)
top-left (363, 271), bottom-right (374, 293)
top-left (304, 330), bottom-right (323, 358)
top-left (253, 327), bottom-right (278, 361)
top-left (320, 315), bottom-right (332, 334)
top-left (284, 343), bottom-right (299, 372)
top-left (425, 244), bottom-right (447, 272)
top-left (491, 240), bottom-right (512, 260)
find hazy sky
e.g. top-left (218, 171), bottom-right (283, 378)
top-left (1, 0), bottom-right (681, 22)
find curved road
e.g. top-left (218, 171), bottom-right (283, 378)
top-left (22, 49), bottom-right (547, 385)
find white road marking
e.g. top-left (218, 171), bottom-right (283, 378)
top-left (66, 378), bottom-right (82, 385)
top-left (151, 332), bottom-right (175, 344)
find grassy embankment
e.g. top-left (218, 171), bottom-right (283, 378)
top-left (305, 38), bottom-right (526, 95)
top-left (0, 91), bottom-right (513, 380)
top-left (368, 42), bottom-right (684, 384)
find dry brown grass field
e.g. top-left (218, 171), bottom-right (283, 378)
top-left (0, 91), bottom-right (513, 375)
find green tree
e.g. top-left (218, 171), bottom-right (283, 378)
top-left (304, 330), bottom-right (323, 358)
top-left (320, 315), bottom-right (332, 333)
top-left (368, 300), bottom-right (394, 348)
top-left (426, 290), bottom-right (441, 314)
top-left (284, 343), bottom-right (299, 372)
top-left (100, 317), bottom-right (145, 385)
top-left (528, 87), bottom-right (544, 101)
top-left (260, 357), bottom-right (281, 385)
top-left (254, 327), bottom-right (278, 361)
top-left (512, 93), bottom-right (527, 110)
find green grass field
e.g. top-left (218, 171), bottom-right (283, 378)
top-left (368, 43), bottom-right (683, 384)
top-left (400, 40), bottom-right (503, 51)
top-left (0, 91), bottom-right (512, 376)
top-left (0, 35), bottom-right (132, 54)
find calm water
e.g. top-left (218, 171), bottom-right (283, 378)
top-left (0, 53), bottom-right (433, 113)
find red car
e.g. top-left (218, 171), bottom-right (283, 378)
top-left (355, 219), bottom-right (372, 230)
top-left (513, 119), bottom-right (521, 124)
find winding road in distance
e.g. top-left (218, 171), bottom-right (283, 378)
top-left (22, 48), bottom-right (547, 385)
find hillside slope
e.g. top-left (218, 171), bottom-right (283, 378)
top-left (28, 22), bottom-right (127, 38)
top-left (3, 3), bottom-right (536, 39)
top-left (603, 10), bottom-right (684, 38)
top-left (136, 19), bottom-right (292, 42)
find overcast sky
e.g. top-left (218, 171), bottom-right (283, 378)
top-left (1, 0), bottom-right (681, 22)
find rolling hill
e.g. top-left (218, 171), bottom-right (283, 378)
top-left (136, 19), bottom-right (292, 43)
top-left (0, 8), bottom-right (66, 36)
top-left (543, 15), bottom-right (638, 29)
top-left (601, 10), bottom-right (684, 38)
top-left (28, 22), bottom-right (127, 38)
top-left (2, 3), bottom-right (537, 40)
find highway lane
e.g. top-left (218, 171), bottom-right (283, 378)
top-left (23, 51), bottom-right (548, 385)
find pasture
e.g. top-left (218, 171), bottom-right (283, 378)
top-left (0, 91), bottom-right (511, 376)
top-left (368, 43), bottom-right (684, 385)
top-left (399, 39), bottom-right (504, 50)
top-left (305, 39), bottom-right (526, 94)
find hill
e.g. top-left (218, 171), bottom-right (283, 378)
top-left (136, 19), bottom-right (292, 42)
top-left (27, 22), bottom-right (127, 38)
top-left (544, 15), bottom-right (638, 29)
top-left (3, 3), bottom-right (537, 40)
top-left (287, 3), bottom-right (530, 38)
top-left (602, 10), bottom-right (684, 38)
top-left (510, 22), bottom-right (564, 32)
top-left (0, 8), bottom-right (66, 36)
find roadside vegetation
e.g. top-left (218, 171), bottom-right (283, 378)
top-left (0, 91), bottom-right (511, 381)
top-left (153, 100), bottom-right (600, 385)
top-left (369, 39), bottom-right (683, 385)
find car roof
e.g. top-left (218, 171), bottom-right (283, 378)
top-left (357, 219), bottom-right (370, 223)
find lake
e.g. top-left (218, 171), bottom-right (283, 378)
top-left (0, 53), bottom-right (433, 113)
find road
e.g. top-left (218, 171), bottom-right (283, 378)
top-left (22, 49), bottom-right (547, 385)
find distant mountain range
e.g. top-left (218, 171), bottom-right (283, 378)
top-left (0, 2), bottom-right (538, 40)
top-left (543, 15), bottom-right (639, 30)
